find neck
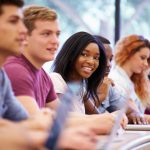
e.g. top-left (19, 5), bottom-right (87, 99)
top-left (23, 49), bottom-right (43, 69)
top-left (121, 64), bottom-right (133, 78)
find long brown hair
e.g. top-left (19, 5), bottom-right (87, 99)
top-left (114, 34), bottom-right (150, 106)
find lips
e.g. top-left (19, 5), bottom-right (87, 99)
top-left (82, 66), bottom-right (93, 74)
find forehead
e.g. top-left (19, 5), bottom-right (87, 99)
top-left (138, 47), bottom-right (150, 56)
top-left (84, 42), bottom-right (100, 54)
top-left (0, 5), bottom-right (22, 19)
top-left (34, 19), bottom-right (60, 32)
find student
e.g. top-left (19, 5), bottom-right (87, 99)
top-left (50, 31), bottom-right (125, 133)
top-left (109, 34), bottom-right (150, 124)
top-left (51, 31), bottom-right (107, 113)
top-left (85, 35), bottom-right (125, 114)
top-left (4, 6), bottom-right (60, 115)
top-left (0, 0), bottom-right (50, 149)
top-left (0, 0), bottom-right (28, 121)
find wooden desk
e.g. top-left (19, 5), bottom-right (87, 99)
top-left (97, 130), bottom-right (150, 150)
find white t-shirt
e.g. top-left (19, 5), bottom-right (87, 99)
top-left (109, 65), bottom-right (145, 114)
top-left (49, 72), bottom-right (85, 114)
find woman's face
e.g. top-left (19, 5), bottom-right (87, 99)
top-left (72, 42), bottom-right (100, 81)
top-left (126, 47), bottom-right (150, 74)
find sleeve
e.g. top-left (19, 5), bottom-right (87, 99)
top-left (3, 72), bottom-right (29, 121)
top-left (4, 63), bottom-right (35, 98)
top-left (49, 73), bottom-right (67, 94)
top-left (107, 86), bottom-right (125, 112)
top-left (109, 68), bottom-right (130, 98)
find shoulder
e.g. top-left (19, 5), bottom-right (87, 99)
top-left (49, 72), bottom-right (67, 94)
top-left (4, 56), bottom-right (29, 74)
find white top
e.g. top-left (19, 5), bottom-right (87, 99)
top-left (109, 65), bottom-right (145, 114)
top-left (49, 72), bottom-right (85, 114)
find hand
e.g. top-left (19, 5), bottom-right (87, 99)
top-left (58, 126), bottom-right (97, 150)
top-left (127, 111), bottom-right (149, 124)
top-left (111, 111), bottom-right (128, 129)
top-left (97, 77), bottom-right (115, 102)
top-left (20, 108), bottom-right (54, 131)
top-left (0, 119), bottom-right (33, 150)
top-left (94, 113), bottom-right (115, 134)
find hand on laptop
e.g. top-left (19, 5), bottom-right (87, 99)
top-left (127, 111), bottom-right (149, 125)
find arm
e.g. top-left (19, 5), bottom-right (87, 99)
top-left (4, 71), bottom-right (29, 121)
top-left (67, 113), bottom-right (115, 135)
top-left (16, 96), bottom-right (40, 115)
top-left (45, 98), bottom-right (60, 110)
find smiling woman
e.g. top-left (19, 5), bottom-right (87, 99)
top-left (50, 31), bottom-right (107, 113)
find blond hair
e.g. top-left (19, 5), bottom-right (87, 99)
top-left (23, 6), bottom-right (57, 34)
top-left (114, 34), bottom-right (150, 106)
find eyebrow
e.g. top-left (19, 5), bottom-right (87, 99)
top-left (83, 49), bottom-right (100, 56)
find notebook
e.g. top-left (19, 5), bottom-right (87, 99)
top-left (45, 82), bottom-right (80, 150)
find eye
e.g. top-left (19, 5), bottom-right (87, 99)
top-left (42, 32), bottom-right (50, 36)
top-left (141, 56), bottom-right (147, 60)
top-left (56, 32), bottom-right (60, 37)
top-left (81, 52), bottom-right (88, 57)
top-left (9, 19), bottom-right (18, 24)
top-left (93, 56), bottom-right (100, 60)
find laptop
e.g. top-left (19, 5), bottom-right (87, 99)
top-left (45, 82), bottom-right (80, 150)
top-left (126, 124), bottom-right (150, 131)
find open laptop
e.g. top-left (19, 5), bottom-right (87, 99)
top-left (45, 82), bottom-right (80, 150)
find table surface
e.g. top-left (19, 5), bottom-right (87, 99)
top-left (97, 130), bottom-right (150, 150)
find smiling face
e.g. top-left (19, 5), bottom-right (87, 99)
top-left (25, 19), bottom-right (60, 68)
top-left (124, 47), bottom-right (150, 76)
top-left (0, 5), bottom-right (27, 57)
top-left (72, 42), bottom-right (100, 81)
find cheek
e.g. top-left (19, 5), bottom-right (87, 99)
top-left (95, 62), bottom-right (99, 69)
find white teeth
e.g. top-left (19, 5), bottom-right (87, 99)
top-left (83, 67), bottom-right (92, 71)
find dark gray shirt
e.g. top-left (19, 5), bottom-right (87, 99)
top-left (0, 69), bottom-right (28, 121)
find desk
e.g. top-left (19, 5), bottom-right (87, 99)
top-left (97, 130), bottom-right (150, 150)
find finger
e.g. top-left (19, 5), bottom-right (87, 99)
top-left (140, 117), bottom-right (147, 125)
top-left (136, 117), bottom-right (142, 124)
top-left (132, 117), bottom-right (137, 124)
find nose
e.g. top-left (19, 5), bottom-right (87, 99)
top-left (51, 34), bottom-right (59, 44)
top-left (18, 21), bottom-right (27, 35)
top-left (143, 59), bottom-right (149, 70)
top-left (107, 59), bottom-right (111, 69)
top-left (86, 56), bottom-right (95, 65)
top-left (144, 60), bottom-right (148, 66)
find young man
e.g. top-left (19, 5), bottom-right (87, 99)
top-left (0, 0), bottom-right (28, 121)
top-left (0, 0), bottom-right (47, 149)
top-left (4, 6), bottom-right (60, 115)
